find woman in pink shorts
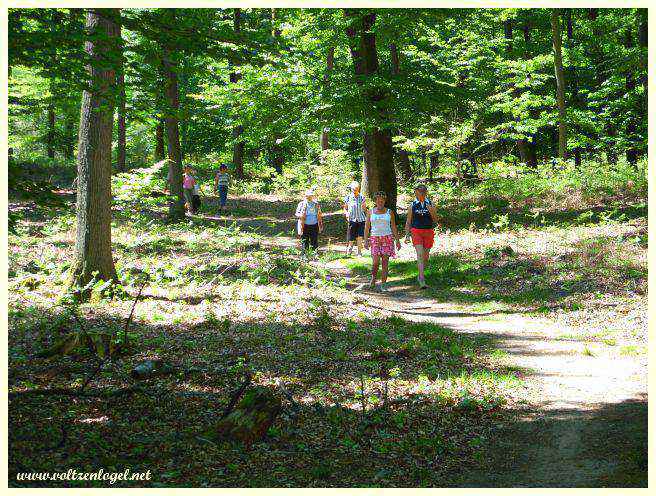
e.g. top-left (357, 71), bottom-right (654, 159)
top-left (404, 183), bottom-right (439, 289)
top-left (364, 191), bottom-right (401, 291)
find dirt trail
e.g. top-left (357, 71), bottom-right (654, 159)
top-left (211, 204), bottom-right (647, 487)
top-left (357, 284), bottom-right (647, 487)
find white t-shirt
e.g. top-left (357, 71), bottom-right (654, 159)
top-left (370, 209), bottom-right (392, 236)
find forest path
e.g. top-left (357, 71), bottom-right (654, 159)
top-left (337, 271), bottom-right (647, 487)
top-left (198, 196), bottom-right (647, 487)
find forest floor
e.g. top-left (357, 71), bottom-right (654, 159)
top-left (7, 188), bottom-right (647, 487)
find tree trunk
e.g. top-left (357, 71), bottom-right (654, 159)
top-left (116, 67), bottom-right (126, 172)
top-left (523, 20), bottom-right (538, 169)
top-left (269, 12), bottom-right (284, 174)
top-left (71, 8), bottom-right (120, 295)
top-left (637, 9), bottom-right (647, 161)
top-left (551, 9), bottom-right (568, 160)
top-left (565, 9), bottom-right (581, 166)
top-left (362, 130), bottom-right (396, 208)
top-left (345, 9), bottom-right (397, 212)
top-left (161, 35), bottom-right (185, 220)
top-left (624, 27), bottom-right (638, 166)
top-left (429, 154), bottom-right (439, 181)
top-left (505, 18), bottom-right (531, 165)
top-left (320, 46), bottom-right (335, 155)
top-left (390, 42), bottom-right (411, 181)
top-left (271, 8), bottom-right (281, 38)
top-left (155, 119), bottom-right (165, 161)
top-left (47, 99), bottom-right (55, 159)
top-left (231, 8), bottom-right (245, 179)
top-left (588, 8), bottom-right (617, 164)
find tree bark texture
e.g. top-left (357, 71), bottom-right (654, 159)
top-left (320, 46), bottom-right (335, 154)
top-left (161, 41), bottom-right (185, 220)
top-left (231, 8), bottom-right (245, 178)
top-left (155, 119), bottom-right (165, 161)
top-left (390, 43), bottom-right (412, 181)
top-left (551, 9), bottom-right (568, 160)
top-left (345, 10), bottom-right (397, 212)
top-left (71, 8), bottom-right (120, 293)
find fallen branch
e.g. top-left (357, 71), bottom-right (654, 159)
top-left (78, 359), bottom-right (104, 395)
top-left (123, 280), bottom-right (147, 347)
top-left (220, 372), bottom-right (253, 420)
top-left (9, 384), bottom-right (145, 400)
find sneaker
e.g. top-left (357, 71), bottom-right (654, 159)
top-left (379, 282), bottom-right (387, 292)
top-left (369, 280), bottom-right (376, 289)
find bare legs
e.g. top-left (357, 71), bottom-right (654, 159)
top-left (347, 236), bottom-right (364, 256)
top-left (381, 256), bottom-right (389, 283)
top-left (414, 244), bottom-right (430, 287)
top-left (370, 254), bottom-right (389, 289)
top-left (370, 254), bottom-right (379, 286)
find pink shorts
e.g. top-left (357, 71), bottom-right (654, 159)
top-left (410, 228), bottom-right (435, 249)
top-left (370, 235), bottom-right (396, 257)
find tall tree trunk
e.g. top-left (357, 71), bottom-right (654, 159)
top-left (588, 8), bottom-right (617, 164)
top-left (231, 8), bottom-right (245, 179)
top-left (565, 9), bottom-right (581, 167)
top-left (161, 28), bottom-right (185, 220)
top-left (116, 65), bottom-right (126, 171)
top-left (551, 9), bottom-right (568, 160)
top-left (320, 46), bottom-right (335, 155)
top-left (390, 42), bottom-right (412, 181)
top-left (429, 154), bottom-right (439, 181)
top-left (637, 9), bottom-right (647, 161)
top-left (47, 99), bottom-right (56, 159)
top-left (523, 20), bottom-right (538, 168)
top-left (624, 27), bottom-right (638, 166)
top-left (345, 9), bottom-right (397, 212)
top-left (269, 11), bottom-right (285, 173)
top-left (271, 8), bottom-right (281, 38)
top-left (155, 119), bottom-right (165, 161)
top-left (71, 8), bottom-right (120, 295)
top-left (505, 18), bottom-right (530, 165)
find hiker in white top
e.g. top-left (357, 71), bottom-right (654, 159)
top-left (343, 181), bottom-right (368, 256)
top-left (364, 191), bottom-right (401, 292)
top-left (295, 187), bottom-right (323, 258)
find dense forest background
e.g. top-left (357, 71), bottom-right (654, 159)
top-left (9, 8), bottom-right (648, 205)
top-left (7, 8), bottom-right (648, 487)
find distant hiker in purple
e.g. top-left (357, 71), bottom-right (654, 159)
top-left (214, 163), bottom-right (230, 213)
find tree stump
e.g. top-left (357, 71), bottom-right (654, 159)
top-left (213, 386), bottom-right (282, 446)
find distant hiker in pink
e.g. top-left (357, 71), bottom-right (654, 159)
top-left (364, 191), bottom-right (401, 292)
top-left (182, 166), bottom-right (196, 213)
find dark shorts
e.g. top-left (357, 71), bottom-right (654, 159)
top-left (302, 223), bottom-right (319, 250)
top-left (192, 194), bottom-right (201, 213)
top-left (347, 221), bottom-right (365, 241)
